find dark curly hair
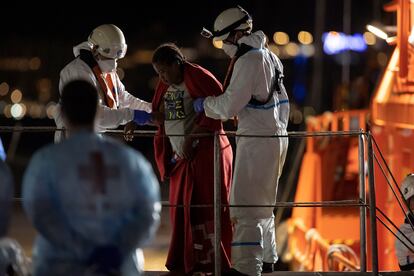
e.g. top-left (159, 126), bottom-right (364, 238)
top-left (152, 43), bottom-right (185, 65)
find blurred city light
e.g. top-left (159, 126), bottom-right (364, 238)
top-left (377, 52), bottom-right (388, 67)
top-left (132, 50), bottom-right (153, 64)
top-left (322, 32), bottom-right (367, 55)
top-left (0, 57), bottom-right (41, 71)
top-left (36, 78), bottom-right (52, 102)
top-left (28, 102), bottom-right (45, 118)
top-left (298, 31), bottom-right (313, 45)
top-left (11, 103), bottom-right (25, 119)
top-left (285, 42), bottom-right (300, 57)
top-left (363, 31), bottom-right (377, 45)
top-left (0, 82), bottom-right (10, 96)
top-left (273, 32), bottom-right (289, 45)
top-left (11, 89), bottom-right (22, 103)
top-left (4, 104), bottom-right (12, 118)
top-left (29, 57), bottom-right (41, 70)
top-left (300, 45), bottom-right (315, 57)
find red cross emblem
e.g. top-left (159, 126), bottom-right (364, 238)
top-left (78, 152), bottom-right (120, 195)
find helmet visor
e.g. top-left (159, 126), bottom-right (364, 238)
top-left (201, 27), bottom-right (213, 39)
top-left (100, 43), bottom-right (127, 59)
top-left (201, 13), bottom-right (251, 42)
top-left (201, 27), bottom-right (230, 42)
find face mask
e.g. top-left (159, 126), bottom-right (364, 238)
top-left (222, 43), bottom-right (238, 58)
top-left (97, 59), bottom-right (117, 73)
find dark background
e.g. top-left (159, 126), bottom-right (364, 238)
top-left (0, 0), bottom-right (393, 197)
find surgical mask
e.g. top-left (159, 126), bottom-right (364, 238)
top-left (222, 43), bottom-right (238, 58)
top-left (97, 59), bottom-right (117, 73)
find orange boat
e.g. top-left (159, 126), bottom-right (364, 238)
top-left (287, 0), bottom-right (414, 271)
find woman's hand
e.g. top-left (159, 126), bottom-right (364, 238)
top-left (151, 111), bottom-right (165, 126)
top-left (182, 137), bottom-right (196, 160)
top-left (123, 121), bottom-right (137, 141)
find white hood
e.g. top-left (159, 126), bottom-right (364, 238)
top-left (72, 41), bottom-right (93, 57)
top-left (238, 30), bottom-right (267, 49)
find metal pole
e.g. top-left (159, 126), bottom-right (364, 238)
top-left (358, 131), bottom-right (367, 271)
top-left (342, 0), bottom-right (351, 86)
top-left (367, 132), bottom-right (379, 274)
top-left (214, 132), bottom-right (222, 276)
top-left (310, 0), bottom-right (326, 113)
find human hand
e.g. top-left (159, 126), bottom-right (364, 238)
top-left (123, 121), bottom-right (137, 141)
top-left (151, 111), bottom-right (165, 125)
top-left (193, 98), bottom-right (205, 113)
top-left (182, 138), bottom-right (194, 160)
top-left (133, 110), bottom-right (152, 125)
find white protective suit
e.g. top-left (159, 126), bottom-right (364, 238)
top-left (396, 216), bottom-right (414, 271)
top-left (54, 42), bottom-right (152, 142)
top-left (204, 31), bottom-right (289, 276)
top-left (22, 131), bottom-right (161, 276)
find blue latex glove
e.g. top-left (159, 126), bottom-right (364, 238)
top-left (133, 110), bottom-right (152, 125)
top-left (193, 98), bottom-right (205, 113)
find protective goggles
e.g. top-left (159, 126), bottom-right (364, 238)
top-left (100, 43), bottom-right (128, 59)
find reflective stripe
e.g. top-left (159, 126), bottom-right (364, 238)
top-left (278, 99), bottom-right (289, 105)
top-left (231, 242), bottom-right (261, 246)
top-left (246, 99), bottom-right (289, 110)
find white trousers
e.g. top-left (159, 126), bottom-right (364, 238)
top-left (230, 135), bottom-right (287, 275)
top-left (232, 215), bottom-right (277, 276)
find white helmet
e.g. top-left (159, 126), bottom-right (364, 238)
top-left (402, 173), bottom-right (414, 201)
top-left (88, 24), bottom-right (127, 59)
top-left (201, 6), bottom-right (252, 41)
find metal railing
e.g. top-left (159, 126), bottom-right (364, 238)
top-left (0, 125), bottom-right (400, 275)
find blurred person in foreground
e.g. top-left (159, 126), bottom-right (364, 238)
top-left (54, 24), bottom-right (152, 142)
top-left (23, 80), bottom-right (161, 276)
top-left (198, 6), bottom-right (289, 276)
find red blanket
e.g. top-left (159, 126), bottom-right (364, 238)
top-left (152, 62), bottom-right (233, 273)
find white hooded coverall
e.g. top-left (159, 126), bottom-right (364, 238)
top-left (54, 42), bottom-right (152, 142)
top-left (204, 31), bottom-right (289, 276)
top-left (22, 132), bottom-right (161, 276)
top-left (396, 216), bottom-right (414, 271)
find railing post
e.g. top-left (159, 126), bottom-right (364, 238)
top-left (214, 132), bottom-right (222, 276)
top-left (358, 130), bottom-right (367, 271)
top-left (367, 132), bottom-right (379, 275)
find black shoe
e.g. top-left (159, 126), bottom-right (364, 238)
top-left (262, 262), bottom-right (275, 273)
top-left (222, 268), bottom-right (249, 276)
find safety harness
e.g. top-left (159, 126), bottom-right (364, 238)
top-left (223, 43), bottom-right (284, 106)
top-left (78, 49), bottom-right (118, 108)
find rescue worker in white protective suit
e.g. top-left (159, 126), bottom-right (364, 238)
top-left (196, 6), bottom-right (289, 276)
top-left (23, 80), bottom-right (161, 276)
top-left (54, 24), bottom-right (153, 142)
top-left (395, 173), bottom-right (414, 271)
top-left (0, 137), bottom-right (31, 276)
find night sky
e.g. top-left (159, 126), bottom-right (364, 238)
top-left (0, 0), bottom-right (392, 186)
